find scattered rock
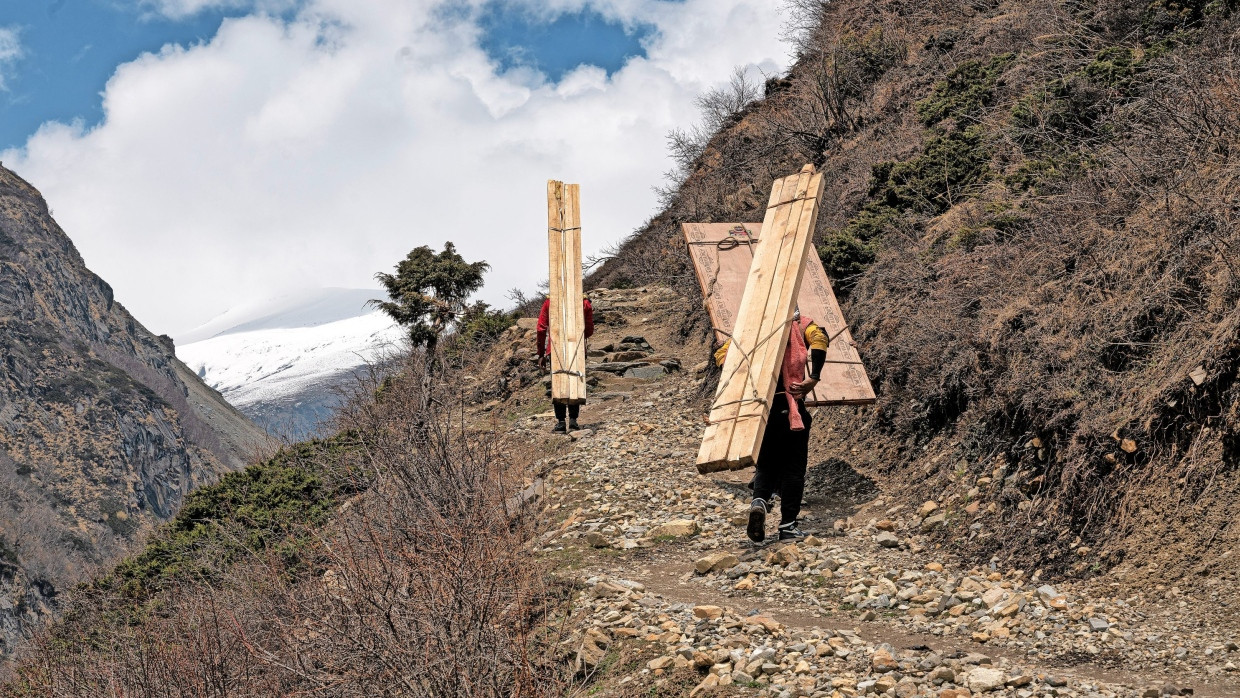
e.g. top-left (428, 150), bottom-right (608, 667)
top-left (920, 512), bottom-right (947, 532)
top-left (876, 532), bottom-right (900, 548)
top-left (966, 666), bottom-right (1007, 692)
top-left (695, 552), bottom-right (739, 575)
top-left (650, 519), bottom-right (699, 538)
top-left (871, 648), bottom-right (899, 673)
top-left (626, 365), bottom-right (667, 380)
top-left (693, 605), bottom-right (724, 620)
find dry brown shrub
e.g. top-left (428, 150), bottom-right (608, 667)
top-left (5, 353), bottom-right (567, 697)
top-left (598, 0), bottom-right (1240, 581)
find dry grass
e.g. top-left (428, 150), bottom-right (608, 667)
top-left (4, 353), bottom-right (569, 697)
top-left (596, 0), bottom-right (1240, 581)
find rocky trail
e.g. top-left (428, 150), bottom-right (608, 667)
top-left (493, 287), bottom-right (1240, 698)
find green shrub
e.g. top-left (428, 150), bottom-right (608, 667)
top-left (945, 207), bottom-right (1029, 251)
top-left (1012, 43), bottom-right (1171, 154)
top-left (834, 26), bottom-right (907, 90)
top-left (1006, 154), bottom-right (1087, 193)
top-left (1143, 0), bottom-right (1237, 35)
top-left (915, 53), bottom-right (1015, 126)
top-left (104, 435), bottom-right (363, 598)
top-left (818, 232), bottom-right (878, 281)
top-left (458, 301), bottom-right (517, 345)
top-left (870, 127), bottom-right (991, 214)
top-left (843, 204), bottom-right (902, 241)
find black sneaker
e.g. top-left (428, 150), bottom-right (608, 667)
top-left (746, 498), bottom-right (768, 543)
top-left (568, 418), bottom-right (580, 431)
top-left (552, 420), bottom-right (567, 433)
top-left (778, 521), bottom-right (807, 541)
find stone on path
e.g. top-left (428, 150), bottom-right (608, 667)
top-left (966, 666), bottom-right (1007, 692)
top-left (871, 648), bottom-right (898, 673)
top-left (693, 605), bottom-right (724, 620)
top-left (695, 552), bottom-right (739, 575)
top-left (876, 531), bottom-right (900, 548)
top-left (650, 519), bottom-right (698, 538)
top-left (920, 512), bottom-right (946, 532)
top-left (626, 365), bottom-right (667, 380)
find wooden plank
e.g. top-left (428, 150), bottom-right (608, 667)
top-left (563, 183), bottom-right (586, 403)
top-left (547, 181), bottom-right (567, 401)
top-left (714, 167), bottom-right (813, 467)
top-left (723, 167), bottom-right (818, 468)
top-left (698, 175), bottom-right (792, 466)
top-left (681, 223), bottom-right (875, 406)
top-left (732, 169), bottom-right (825, 465)
top-left (546, 180), bottom-right (587, 405)
top-left (696, 165), bottom-right (827, 473)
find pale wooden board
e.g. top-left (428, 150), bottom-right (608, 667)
top-left (564, 184), bottom-right (586, 402)
top-left (547, 181), bottom-right (587, 405)
top-left (698, 175), bottom-right (792, 467)
top-left (731, 169), bottom-right (824, 467)
top-left (698, 166), bottom-right (827, 472)
top-left (683, 222), bottom-right (876, 407)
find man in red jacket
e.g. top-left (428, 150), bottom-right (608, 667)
top-left (537, 297), bottom-right (594, 432)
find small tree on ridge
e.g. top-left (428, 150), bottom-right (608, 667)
top-left (373, 242), bottom-right (489, 357)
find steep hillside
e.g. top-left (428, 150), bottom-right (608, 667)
top-left (594, 0), bottom-right (1240, 586)
top-left (0, 166), bottom-right (265, 656)
top-left (15, 286), bottom-right (1240, 696)
top-left (177, 288), bottom-right (404, 439)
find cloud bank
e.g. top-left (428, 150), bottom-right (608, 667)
top-left (3, 0), bottom-right (789, 336)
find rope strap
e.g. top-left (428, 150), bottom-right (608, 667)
top-left (687, 235), bottom-right (762, 250)
top-left (768, 193), bottom-right (818, 210)
top-left (705, 317), bottom-right (799, 425)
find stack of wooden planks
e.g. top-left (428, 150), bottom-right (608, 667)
top-left (683, 222), bottom-right (875, 406)
top-left (547, 180), bottom-right (587, 406)
top-left (696, 165), bottom-right (826, 473)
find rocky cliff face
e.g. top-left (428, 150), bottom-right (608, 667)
top-left (0, 166), bottom-right (266, 656)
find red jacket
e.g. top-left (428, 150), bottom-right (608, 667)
top-left (537, 298), bottom-right (594, 358)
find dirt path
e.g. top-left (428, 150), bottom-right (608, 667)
top-left (509, 287), bottom-right (1240, 698)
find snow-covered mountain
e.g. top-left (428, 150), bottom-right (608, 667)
top-left (177, 288), bottom-right (405, 439)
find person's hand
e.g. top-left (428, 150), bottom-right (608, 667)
top-left (790, 377), bottom-right (819, 398)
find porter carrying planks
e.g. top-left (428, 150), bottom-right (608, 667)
top-left (683, 223), bottom-right (875, 406)
top-left (546, 180), bottom-right (587, 405)
top-left (697, 165), bottom-right (826, 473)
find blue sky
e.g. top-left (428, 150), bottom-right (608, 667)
top-left (0, 1), bottom-right (653, 150)
top-left (0, 0), bottom-right (785, 335)
top-left (0, 2), bottom-right (243, 150)
top-left (478, 4), bottom-right (653, 82)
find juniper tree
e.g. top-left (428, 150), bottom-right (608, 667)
top-left (373, 242), bottom-right (489, 356)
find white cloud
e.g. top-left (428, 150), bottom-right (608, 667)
top-left (139, 0), bottom-right (298, 20)
top-left (2, 0), bottom-right (789, 337)
top-left (0, 26), bottom-right (22, 90)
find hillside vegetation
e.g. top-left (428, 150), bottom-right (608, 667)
top-left (4, 350), bottom-right (564, 697)
top-left (0, 167), bottom-right (265, 657)
top-left (8, 1), bottom-right (1240, 695)
top-left (595, 0), bottom-right (1240, 584)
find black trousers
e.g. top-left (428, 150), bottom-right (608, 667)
top-left (753, 399), bottom-right (811, 525)
top-left (553, 403), bottom-right (580, 421)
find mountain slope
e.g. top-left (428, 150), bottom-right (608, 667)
top-left (594, 0), bottom-right (1240, 583)
top-left (177, 289), bottom-right (404, 439)
top-left (0, 166), bottom-right (265, 656)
